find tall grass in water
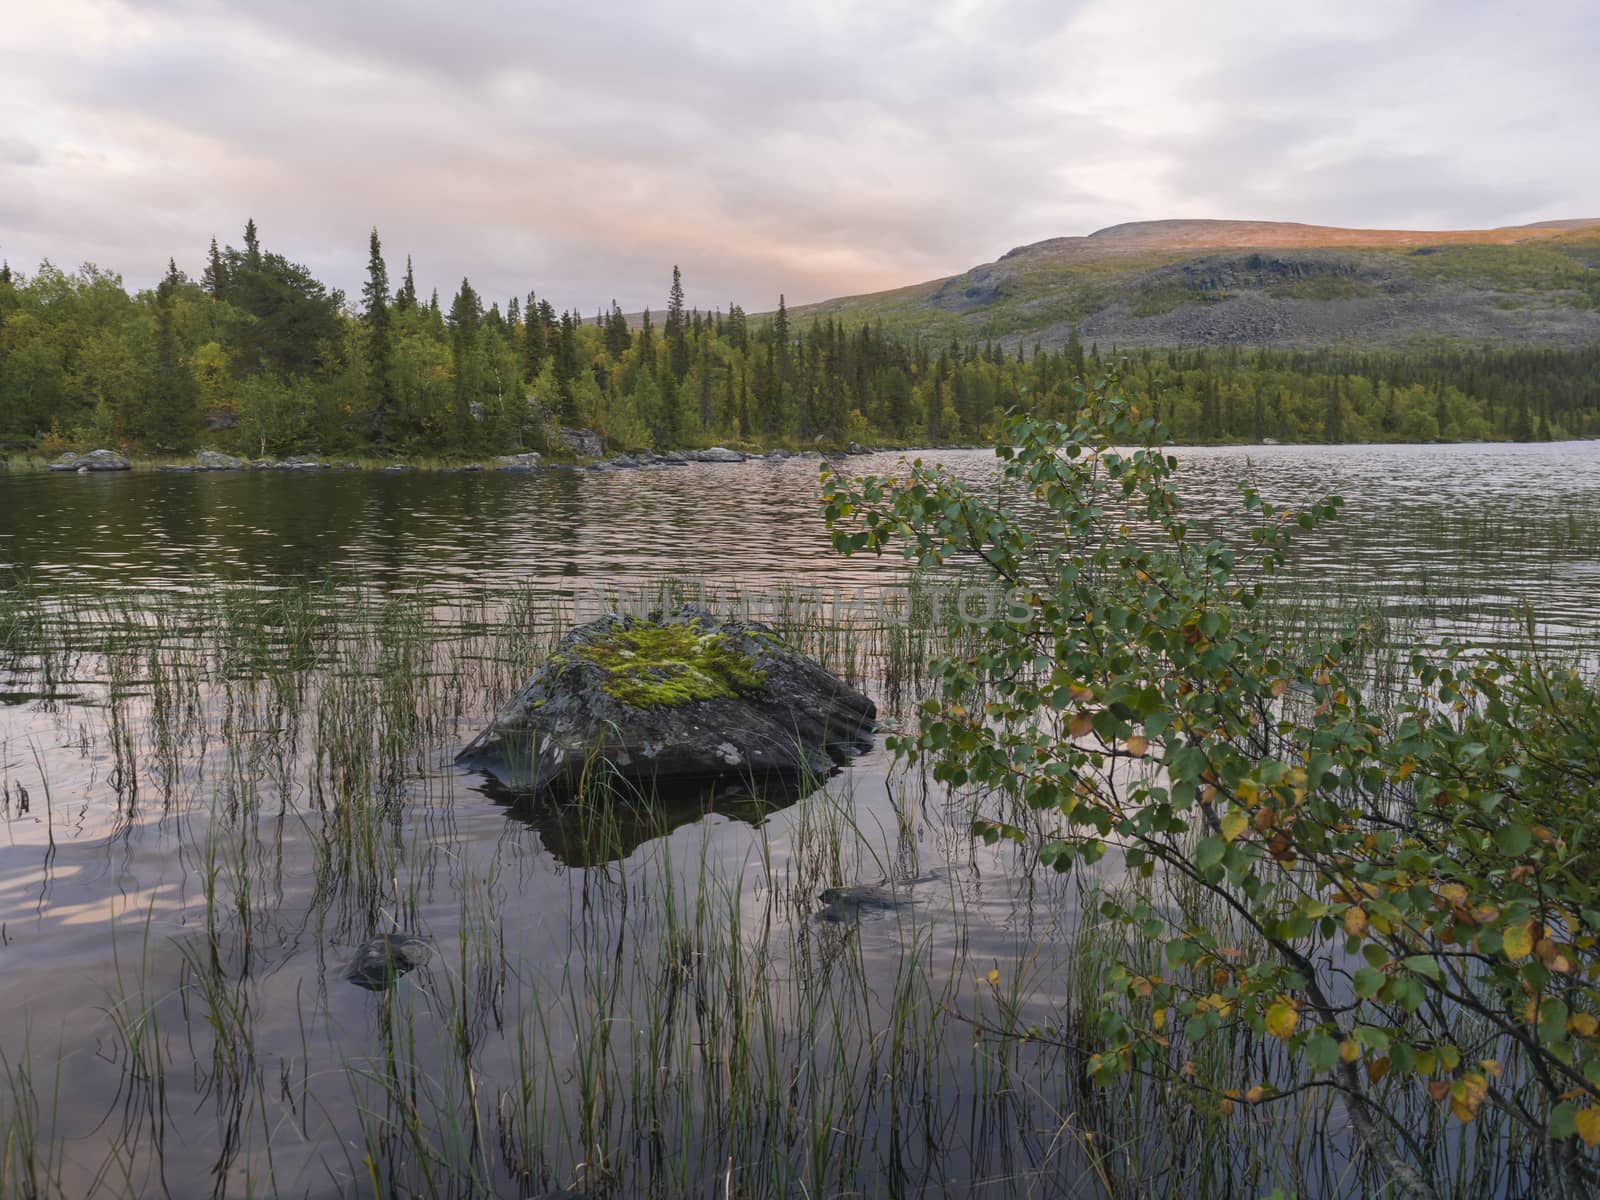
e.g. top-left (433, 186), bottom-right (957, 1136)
top-left (0, 566), bottom-right (1583, 1196)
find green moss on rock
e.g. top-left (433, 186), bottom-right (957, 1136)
top-left (577, 620), bottom-right (767, 710)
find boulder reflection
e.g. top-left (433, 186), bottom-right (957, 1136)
top-left (471, 768), bottom-right (825, 866)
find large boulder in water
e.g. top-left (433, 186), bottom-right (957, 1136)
top-left (457, 606), bottom-right (875, 796)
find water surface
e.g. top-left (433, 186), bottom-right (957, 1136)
top-left (0, 441), bottom-right (1596, 1198)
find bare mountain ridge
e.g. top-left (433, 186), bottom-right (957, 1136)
top-left (1009, 217), bottom-right (1600, 260)
top-left (789, 218), bottom-right (1600, 350)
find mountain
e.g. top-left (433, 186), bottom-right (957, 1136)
top-left (790, 219), bottom-right (1600, 350)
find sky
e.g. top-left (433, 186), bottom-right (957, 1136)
top-left (2, 0), bottom-right (1596, 314)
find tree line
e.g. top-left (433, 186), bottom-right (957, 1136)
top-left (2, 221), bottom-right (1597, 458)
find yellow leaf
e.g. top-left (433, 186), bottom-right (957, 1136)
top-left (1068, 712), bottom-right (1094, 738)
top-left (986, 969), bottom-right (1000, 986)
top-left (1339, 1039), bottom-right (1361, 1064)
top-left (1576, 1107), bottom-right (1600, 1148)
top-left (1503, 922), bottom-right (1535, 961)
top-left (1124, 735), bottom-right (1149, 757)
top-left (1245, 1085), bottom-right (1266, 1103)
top-left (1264, 999), bottom-right (1298, 1041)
top-left (1344, 906), bottom-right (1369, 937)
top-left (1221, 811), bottom-right (1249, 843)
top-left (1449, 1073), bottom-right (1488, 1123)
top-left (1568, 1013), bottom-right (1599, 1038)
top-left (1152, 1006), bottom-right (1166, 1031)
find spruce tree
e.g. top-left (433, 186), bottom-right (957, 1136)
top-left (553, 310), bottom-right (581, 423)
top-left (395, 256), bottom-right (418, 311)
top-left (148, 259), bottom-right (199, 450)
top-left (242, 218), bottom-right (261, 267)
top-left (639, 308), bottom-right (655, 373)
top-left (201, 237), bottom-right (229, 298)
top-left (362, 227), bottom-right (395, 446)
top-left (448, 278), bottom-right (482, 449)
top-left (522, 291), bottom-right (545, 380)
top-left (666, 265), bottom-right (689, 381)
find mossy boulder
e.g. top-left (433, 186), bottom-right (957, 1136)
top-left (457, 606), bottom-right (875, 797)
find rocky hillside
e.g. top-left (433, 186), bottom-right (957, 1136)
top-left (791, 219), bottom-right (1600, 350)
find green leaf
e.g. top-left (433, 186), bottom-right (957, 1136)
top-left (1402, 955), bottom-right (1443, 982)
top-left (1195, 837), bottom-right (1227, 872)
top-left (1495, 824), bottom-right (1533, 856)
top-left (1352, 968), bottom-right (1385, 999)
top-left (1306, 1035), bottom-right (1340, 1071)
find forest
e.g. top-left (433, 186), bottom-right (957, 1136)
top-left (2, 221), bottom-right (1597, 460)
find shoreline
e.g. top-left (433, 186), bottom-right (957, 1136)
top-left (3, 434), bottom-right (1595, 477)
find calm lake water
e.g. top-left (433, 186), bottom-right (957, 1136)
top-left (0, 441), bottom-right (1596, 1199)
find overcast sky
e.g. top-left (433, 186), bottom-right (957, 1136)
top-left (2, 0), bottom-right (1596, 313)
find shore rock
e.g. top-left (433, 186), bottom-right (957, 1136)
top-left (688, 446), bottom-right (746, 463)
top-left (557, 427), bottom-right (605, 458)
top-left (457, 606), bottom-right (876, 796)
top-left (251, 456), bottom-right (328, 471)
top-left (195, 450), bottom-right (245, 470)
top-left (495, 452), bottom-right (544, 471)
top-left (49, 449), bottom-right (131, 473)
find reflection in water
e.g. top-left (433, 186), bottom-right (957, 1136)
top-left (476, 768), bottom-right (821, 867)
top-left (4, 442), bottom-right (1599, 648)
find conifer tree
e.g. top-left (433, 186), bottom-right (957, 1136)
top-left (639, 308), bottom-right (655, 373)
top-left (242, 218), bottom-right (261, 267)
top-left (395, 256), bottom-right (418, 312)
top-left (448, 277), bottom-right (481, 448)
top-left (201, 237), bottom-right (229, 298)
top-left (521, 291), bottom-right (545, 380)
top-left (362, 228), bottom-right (395, 446)
top-left (666, 265), bottom-right (689, 381)
top-left (553, 310), bottom-right (581, 423)
top-left (148, 259), bottom-right (199, 450)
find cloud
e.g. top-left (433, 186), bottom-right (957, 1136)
top-left (1, 0), bottom-right (1595, 311)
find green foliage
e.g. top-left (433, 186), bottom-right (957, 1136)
top-left (2, 225), bottom-right (1599, 459)
top-left (822, 381), bottom-right (1600, 1193)
top-left (575, 619), bottom-right (766, 709)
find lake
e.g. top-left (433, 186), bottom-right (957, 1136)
top-left (0, 440), bottom-right (1597, 1198)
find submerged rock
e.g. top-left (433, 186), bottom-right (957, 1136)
top-left (818, 882), bottom-right (912, 923)
top-left (345, 934), bottom-right (432, 991)
top-left (457, 606), bottom-right (875, 797)
top-left (49, 449), bottom-right (130, 472)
